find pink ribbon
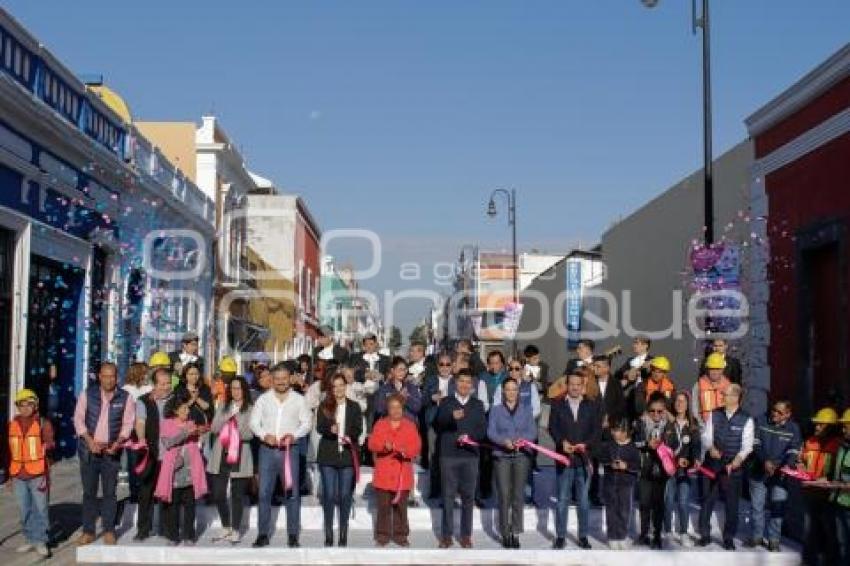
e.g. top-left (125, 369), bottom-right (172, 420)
top-left (457, 434), bottom-right (481, 448)
top-left (219, 417), bottom-right (240, 465)
top-left (780, 466), bottom-right (815, 482)
top-left (120, 439), bottom-right (150, 475)
top-left (687, 465), bottom-right (717, 480)
top-left (515, 439), bottom-right (571, 467)
top-left (341, 436), bottom-right (361, 484)
top-left (656, 443), bottom-right (677, 476)
top-left (280, 441), bottom-right (293, 492)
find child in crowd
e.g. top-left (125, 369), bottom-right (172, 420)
top-left (154, 389), bottom-right (209, 545)
top-left (599, 417), bottom-right (641, 549)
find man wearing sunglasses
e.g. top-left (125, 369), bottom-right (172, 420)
top-left (747, 400), bottom-right (801, 551)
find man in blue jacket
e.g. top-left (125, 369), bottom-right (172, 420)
top-left (434, 369), bottom-right (487, 548)
top-left (548, 371), bottom-right (600, 550)
top-left (747, 399), bottom-right (801, 551)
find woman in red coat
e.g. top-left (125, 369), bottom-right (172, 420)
top-left (368, 394), bottom-right (422, 547)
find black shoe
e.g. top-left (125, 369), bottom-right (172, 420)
top-left (324, 534), bottom-right (333, 547)
top-left (636, 535), bottom-right (651, 546)
top-left (288, 535), bottom-right (300, 548)
top-left (743, 538), bottom-right (758, 548)
top-left (338, 527), bottom-right (348, 547)
top-left (501, 536), bottom-right (511, 549)
top-left (767, 540), bottom-right (781, 552)
top-left (722, 539), bottom-right (735, 551)
top-left (697, 536), bottom-right (711, 547)
top-left (252, 535), bottom-right (269, 548)
top-left (511, 535), bottom-right (520, 549)
top-left (552, 537), bottom-right (565, 549)
top-left (132, 533), bottom-right (148, 542)
top-left (650, 536), bottom-right (662, 550)
top-left (578, 537), bottom-right (591, 549)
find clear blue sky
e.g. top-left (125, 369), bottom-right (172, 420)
top-left (6, 0), bottom-right (849, 335)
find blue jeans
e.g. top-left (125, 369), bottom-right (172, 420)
top-left (80, 450), bottom-right (120, 536)
top-left (555, 465), bottom-right (590, 539)
top-left (14, 477), bottom-right (49, 544)
top-left (749, 477), bottom-right (788, 542)
top-left (319, 465), bottom-right (354, 532)
top-left (258, 443), bottom-right (301, 537)
top-left (665, 476), bottom-right (692, 535)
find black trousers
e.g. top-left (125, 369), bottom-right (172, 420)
top-left (639, 477), bottom-right (667, 538)
top-left (136, 462), bottom-right (161, 538)
top-left (698, 472), bottom-right (742, 542)
top-left (478, 449), bottom-right (493, 500)
top-left (605, 478), bottom-right (635, 541)
top-left (162, 486), bottom-right (196, 543)
top-left (212, 468), bottom-right (250, 531)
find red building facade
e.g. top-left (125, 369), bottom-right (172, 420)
top-left (746, 44), bottom-right (850, 418)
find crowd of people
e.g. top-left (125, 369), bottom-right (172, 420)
top-left (5, 329), bottom-right (850, 562)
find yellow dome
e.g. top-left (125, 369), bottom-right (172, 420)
top-left (88, 84), bottom-right (132, 123)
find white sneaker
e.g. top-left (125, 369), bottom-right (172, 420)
top-left (15, 543), bottom-right (33, 553)
top-left (229, 531), bottom-right (242, 545)
top-left (608, 540), bottom-right (618, 550)
top-left (671, 533), bottom-right (681, 545)
top-left (213, 528), bottom-right (233, 542)
top-left (34, 544), bottom-right (50, 558)
top-left (681, 535), bottom-right (694, 548)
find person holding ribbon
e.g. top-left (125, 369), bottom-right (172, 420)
top-left (208, 376), bottom-right (254, 544)
top-left (434, 369), bottom-right (488, 549)
top-left (548, 370), bottom-right (599, 550)
top-left (250, 364), bottom-right (312, 549)
top-left (747, 399), bottom-right (801, 552)
top-left (368, 394), bottom-right (422, 547)
top-left (317, 373), bottom-right (363, 547)
top-left (154, 389), bottom-right (209, 545)
top-left (697, 383), bottom-right (754, 550)
top-left (634, 391), bottom-right (673, 549)
top-left (487, 376), bottom-right (537, 549)
top-left (662, 390), bottom-right (701, 546)
top-left (74, 361), bottom-right (135, 547)
top-left (597, 417), bottom-right (641, 549)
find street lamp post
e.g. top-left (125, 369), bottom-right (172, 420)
top-left (487, 189), bottom-right (518, 355)
top-left (644, 0), bottom-right (714, 245)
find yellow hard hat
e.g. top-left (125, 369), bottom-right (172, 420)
top-left (650, 356), bottom-right (671, 372)
top-left (839, 408), bottom-right (850, 424)
top-left (149, 351), bottom-right (171, 367)
top-left (705, 352), bottom-right (726, 370)
top-left (15, 388), bottom-right (38, 404)
top-left (812, 407), bottom-right (838, 424)
top-left (219, 356), bottom-right (238, 374)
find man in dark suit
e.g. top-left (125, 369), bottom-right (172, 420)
top-left (564, 339), bottom-right (595, 375)
top-left (349, 333), bottom-right (390, 382)
top-left (700, 338), bottom-right (743, 384)
top-left (615, 336), bottom-right (653, 423)
top-left (312, 325), bottom-right (350, 366)
top-left (168, 331), bottom-right (205, 376)
top-left (548, 372), bottom-right (600, 550)
top-left (591, 355), bottom-right (625, 425)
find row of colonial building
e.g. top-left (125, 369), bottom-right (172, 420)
top-left (0, 8), bottom-right (382, 457)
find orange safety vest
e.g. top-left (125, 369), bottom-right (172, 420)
top-left (645, 376), bottom-right (676, 400)
top-left (801, 436), bottom-right (840, 479)
top-left (697, 375), bottom-right (730, 421)
top-left (8, 417), bottom-right (46, 477)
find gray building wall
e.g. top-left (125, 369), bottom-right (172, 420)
top-left (598, 140), bottom-right (756, 408)
top-left (514, 259), bottom-right (570, 373)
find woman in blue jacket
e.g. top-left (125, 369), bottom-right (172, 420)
top-left (487, 376), bottom-right (537, 549)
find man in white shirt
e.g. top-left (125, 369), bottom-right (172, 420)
top-left (250, 365), bottom-right (312, 549)
top-left (697, 383), bottom-right (754, 550)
